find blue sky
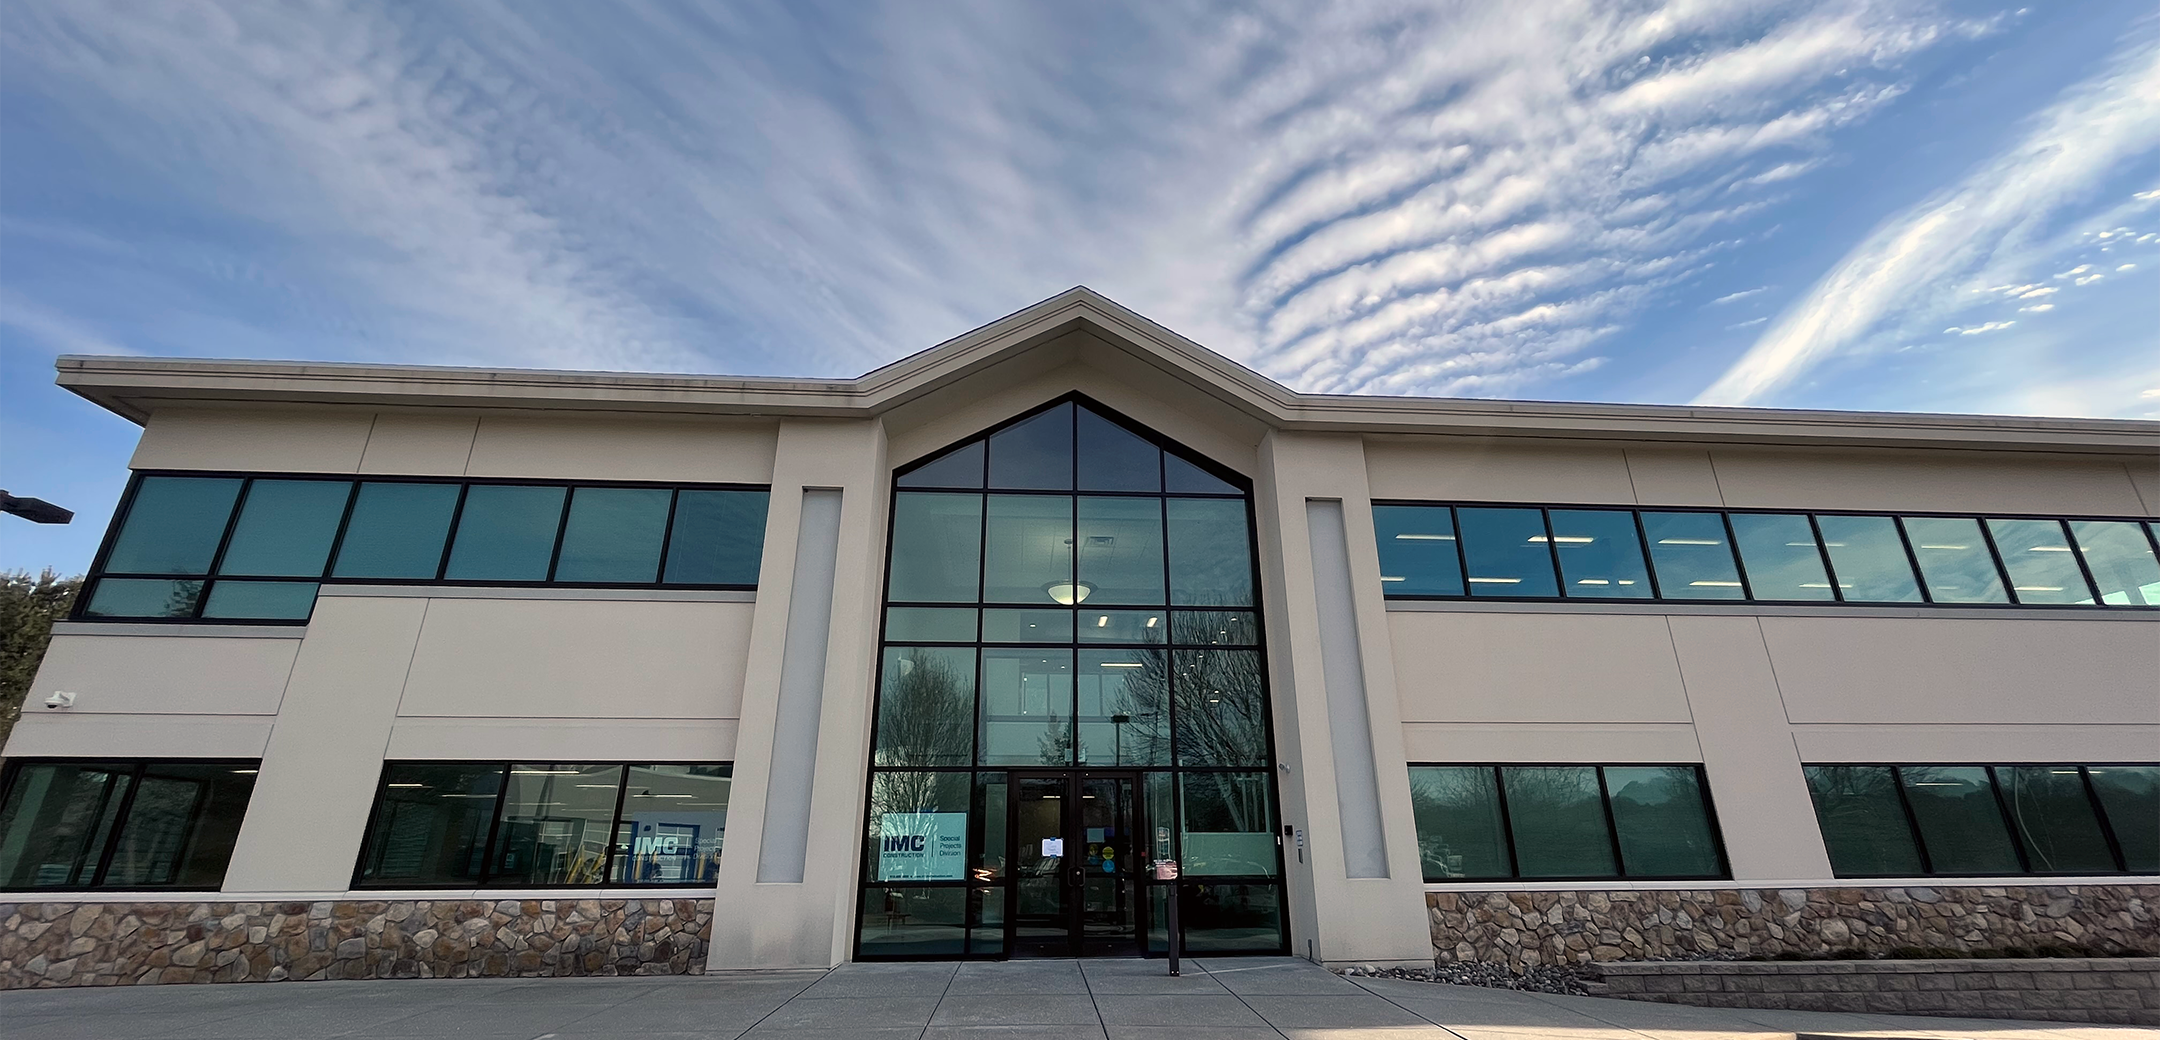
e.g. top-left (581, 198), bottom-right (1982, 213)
top-left (3, 0), bottom-right (2157, 575)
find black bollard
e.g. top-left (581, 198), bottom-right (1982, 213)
top-left (1165, 879), bottom-right (1181, 976)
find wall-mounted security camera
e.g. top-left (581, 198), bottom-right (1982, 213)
top-left (44, 691), bottom-right (77, 709)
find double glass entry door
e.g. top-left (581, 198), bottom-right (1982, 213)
top-left (1010, 772), bottom-right (1143, 957)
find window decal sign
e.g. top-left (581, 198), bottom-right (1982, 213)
top-left (877, 812), bottom-right (968, 880)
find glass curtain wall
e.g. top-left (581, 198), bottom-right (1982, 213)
top-left (862, 396), bottom-right (1286, 958)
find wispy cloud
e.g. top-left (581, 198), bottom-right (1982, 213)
top-left (1697, 31), bottom-right (2160, 406)
top-left (1220, 1), bottom-right (1983, 395)
top-left (1707, 287), bottom-right (1771, 306)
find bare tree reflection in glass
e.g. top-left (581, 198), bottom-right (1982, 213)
top-left (875, 648), bottom-right (976, 767)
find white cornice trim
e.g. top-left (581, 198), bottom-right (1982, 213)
top-left (54, 287), bottom-right (2160, 453)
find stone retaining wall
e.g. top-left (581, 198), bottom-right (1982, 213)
top-left (0, 898), bottom-right (713, 988)
top-left (1586, 958), bottom-right (2160, 1026)
top-left (1427, 884), bottom-right (2156, 970)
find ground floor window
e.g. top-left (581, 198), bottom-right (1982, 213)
top-left (0, 759), bottom-right (258, 891)
top-left (1804, 763), bottom-right (2157, 878)
top-left (354, 762), bottom-right (732, 888)
top-left (856, 767), bottom-right (1285, 958)
top-left (1408, 763), bottom-right (1728, 882)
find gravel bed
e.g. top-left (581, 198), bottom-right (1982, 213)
top-left (1338, 961), bottom-right (1595, 996)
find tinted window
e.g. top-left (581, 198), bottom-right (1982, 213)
top-left (332, 482), bottom-right (461, 579)
top-left (884, 607), bottom-right (977, 643)
top-left (1174, 649), bottom-right (1266, 767)
top-left (1077, 497), bottom-right (1165, 605)
top-left (978, 648), bottom-right (1074, 766)
top-left (1077, 649), bottom-right (1169, 766)
top-left (1902, 516), bottom-right (2008, 604)
top-left (1457, 508), bottom-right (1558, 597)
top-left (200, 581), bottom-right (317, 621)
top-left (1640, 511), bottom-right (1745, 600)
top-left (887, 493), bottom-right (982, 602)
top-left (1815, 515), bottom-right (1921, 603)
top-left (1729, 513), bottom-right (1836, 600)
top-left (1804, 765), bottom-right (1924, 876)
top-left (663, 489), bottom-right (767, 586)
top-left (356, 763), bottom-right (504, 886)
top-left (1604, 766), bottom-right (1720, 877)
top-left (554, 487), bottom-right (670, 583)
top-left (1997, 766), bottom-right (2116, 873)
top-left (875, 647), bottom-right (976, 767)
top-left (104, 477), bottom-right (243, 574)
top-left (987, 403), bottom-right (1073, 490)
top-left (1180, 772), bottom-right (1277, 876)
top-left (1373, 505), bottom-right (1462, 597)
top-left (444, 485), bottom-right (566, 582)
top-left (217, 480), bottom-right (352, 577)
top-left (611, 765), bottom-right (731, 886)
top-left (981, 608), bottom-right (1072, 643)
top-left (1166, 499), bottom-right (1254, 606)
top-left (82, 578), bottom-right (202, 619)
top-left (1500, 767), bottom-right (1615, 878)
top-left (1548, 509), bottom-right (1652, 599)
top-left (2071, 521), bottom-right (2160, 606)
top-left (984, 495), bottom-right (1073, 604)
top-left (2088, 765), bottom-right (2159, 872)
top-left (0, 760), bottom-right (257, 890)
top-left (1076, 407), bottom-right (1161, 492)
top-left (1164, 454), bottom-right (1239, 495)
top-left (1900, 766), bottom-right (2020, 874)
top-left (1989, 519), bottom-right (2093, 605)
top-left (489, 764), bottom-right (625, 885)
top-left (1408, 766), bottom-right (1511, 880)
top-left (898, 441), bottom-right (985, 489)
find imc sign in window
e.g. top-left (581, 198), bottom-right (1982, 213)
top-left (878, 812), bottom-right (968, 880)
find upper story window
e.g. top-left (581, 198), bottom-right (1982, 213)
top-left (77, 473), bottom-right (770, 623)
top-left (1375, 503), bottom-right (2160, 609)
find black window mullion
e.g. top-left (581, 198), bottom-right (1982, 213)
top-left (2079, 766), bottom-right (2131, 873)
top-left (1630, 511), bottom-right (1664, 600)
top-left (1593, 766), bottom-right (1627, 878)
top-left (1975, 514), bottom-right (2021, 605)
top-left (1489, 766), bottom-right (1520, 878)
top-left (1887, 765), bottom-right (1934, 876)
top-left (1538, 508), bottom-right (1565, 599)
top-left (477, 762), bottom-right (514, 884)
top-left (1984, 766), bottom-right (2034, 874)
top-left (193, 477), bottom-right (255, 618)
top-left (604, 765), bottom-right (633, 886)
top-left (1719, 512), bottom-right (1758, 601)
top-left (87, 762), bottom-right (151, 888)
top-left (2058, 520), bottom-right (2106, 606)
top-left (654, 489), bottom-right (683, 584)
top-left (433, 484), bottom-right (473, 581)
top-left (1889, 516), bottom-right (1933, 604)
top-left (543, 486), bottom-right (578, 582)
top-left (1449, 507), bottom-right (1471, 599)
top-left (320, 480), bottom-right (364, 581)
top-left (1806, 514), bottom-right (1845, 602)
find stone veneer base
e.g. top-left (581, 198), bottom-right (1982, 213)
top-left (1586, 958), bottom-right (2160, 1026)
top-left (0, 898), bottom-right (713, 988)
top-left (1426, 884), bottom-right (2157, 969)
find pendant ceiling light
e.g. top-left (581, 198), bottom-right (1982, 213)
top-left (1043, 580), bottom-right (1094, 605)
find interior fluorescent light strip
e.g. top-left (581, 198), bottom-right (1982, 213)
top-left (1394, 533), bottom-right (1456, 540)
top-left (1657, 539), bottom-right (1721, 545)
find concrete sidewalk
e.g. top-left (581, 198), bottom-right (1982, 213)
top-left (2, 957), bottom-right (2151, 1039)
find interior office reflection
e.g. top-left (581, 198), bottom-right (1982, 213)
top-left (353, 762), bottom-right (732, 888)
top-left (1376, 503), bottom-right (2160, 608)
